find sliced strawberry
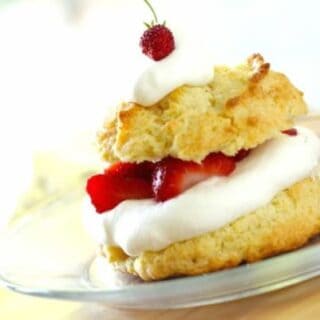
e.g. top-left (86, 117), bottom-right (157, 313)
top-left (282, 128), bottom-right (298, 136)
top-left (152, 153), bottom-right (236, 202)
top-left (86, 174), bottom-right (153, 213)
top-left (234, 149), bottom-right (251, 162)
top-left (86, 175), bottom-right (114, 213)
top-left (202, 153), bottom-right (237, 174)
top-left (87, 152), bottom-right (243, 212)
top-left (105, 161), bottom-right (155, 180)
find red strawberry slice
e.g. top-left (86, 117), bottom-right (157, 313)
top-left (87, 153), bottom-right (242, 212)
top-left (234, 149), bottom-right (251, 162)
top-left (86, 174), bottom-right (153, 213)
top-left (282, 128), bottom-right (298, 136)
top-left (152, 153), bottom-right (236, 202)
top-left (105, 161), bottom-right (155, 180)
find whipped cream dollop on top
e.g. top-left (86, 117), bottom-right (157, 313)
top-left (132, 46), bottom-right (214, 106)
top-left (84, 127), bottom-right (320, 256)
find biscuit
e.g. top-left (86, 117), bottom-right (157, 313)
top-left (104, 176), bottom-right (320, 280)
top-left (98, 54), bottom-right (307, 163)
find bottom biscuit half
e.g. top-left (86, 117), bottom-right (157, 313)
top-left (103, 176), bottom-right (320, 281)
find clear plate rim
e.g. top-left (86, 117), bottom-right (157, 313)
top-left (1, 238), bottom-right (320, 309)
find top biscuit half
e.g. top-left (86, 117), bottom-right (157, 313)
top-left (98, 54), bottom-right (307, 163)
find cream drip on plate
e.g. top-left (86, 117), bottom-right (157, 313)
top-left (83, 127), bottom-right (320, 257)
top-left (132, 46), bottom-right (214, 106)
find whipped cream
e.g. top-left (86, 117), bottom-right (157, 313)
top-left (83, 127), bottom-right (320, 257)
top-left (132, 46), bottom-right (214, 106)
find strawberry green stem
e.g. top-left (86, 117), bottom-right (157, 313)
top-left (144, 0), bottom-right (158, 24)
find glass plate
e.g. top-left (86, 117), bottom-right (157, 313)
top-left (1, 189), bottom-right (320, 309)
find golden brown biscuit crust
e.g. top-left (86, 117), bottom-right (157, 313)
top-left (104, 177), bottom-right (320, 280)
top-left (98, 54), bottom-right (307, 163)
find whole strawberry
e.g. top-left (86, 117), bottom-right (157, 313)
top-left (139, 0), bottom-right (175, 61)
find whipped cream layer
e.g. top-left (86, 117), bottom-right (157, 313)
top-left (84, 127), bottom-right (320, 257)
top-left (132, 47), bottom-right (214, 106)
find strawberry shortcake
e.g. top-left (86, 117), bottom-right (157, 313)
top-left (84, 2), bottom-right (320, 281)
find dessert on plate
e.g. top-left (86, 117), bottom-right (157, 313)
top-left (84, 1), bottom-right (320, 281)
